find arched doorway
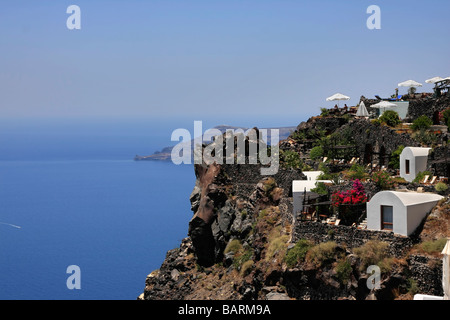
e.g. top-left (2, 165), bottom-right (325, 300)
top-left (364, 144), bottom-right (373, 164)
top-left (433, 111), bottom-right (441, 125)
top-left (379, 146), bottom-right (386, 167)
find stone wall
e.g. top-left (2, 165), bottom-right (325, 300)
top-left (428, 145), bottom-right (450, 178)
top-left (407, 93), bottom-right (450, 122)
top-left (336, 119), bottom-right (419, 166)
top-left (223, 165), bottom-right (304, 197)
top-left (292, 221), bottom-right (418, 258)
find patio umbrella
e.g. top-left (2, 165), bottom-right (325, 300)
top-left (443, 238), bottom-right (450, 300)
top-left (356, 101), bottom-right (369, 117)
top-left (398, 80), bottom-right (423, 95)
top-left (371, 101), bottom-right (397, 116)
top-left (425, 77), bottom-right (444, 84)
top-left (398, 80), bottom-right (423, 87)
top-left (326, 93), bottom-right (350, 107)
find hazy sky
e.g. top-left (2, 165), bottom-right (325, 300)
top-left (1, 0), bottom-right (449, 124)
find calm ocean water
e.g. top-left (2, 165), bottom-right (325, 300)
top-left (0, 118), bottom-right (196, 300)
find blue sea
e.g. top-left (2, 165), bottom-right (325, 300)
top-left (0, 115), bottom-right (296, 300)
top-left (0, 117), bottom-right (198, 300)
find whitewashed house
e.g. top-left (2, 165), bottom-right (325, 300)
top-left (400, 147), bottom-right (431, 182)
top-left (292, 172), bottom-right (331, 222)
top-left (366, 191), bottom-right (443, 236)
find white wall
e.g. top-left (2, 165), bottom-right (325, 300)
top-left (400, 148), bottom-right (430, 182)
top-left (303, 171), bottom-right (323, 181)
top-left (367, 191), bottom-right (442, 236)
top-left (406, 201), bottom-right (440, 236)
top-left (367, 192), bottom-right (407, 235)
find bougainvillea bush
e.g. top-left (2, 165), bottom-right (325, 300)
top-left (332, 179), bottom-right (368, 226)
top-left (332, 179), bottom-right (368, 208)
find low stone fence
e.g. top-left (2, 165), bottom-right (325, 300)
top-left (292, 221), bottom-right (418, 258)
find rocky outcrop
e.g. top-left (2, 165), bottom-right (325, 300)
top-left (407, 254), bottom-right (443, 296)
top-left (141, 109), bottom-right (448, 301)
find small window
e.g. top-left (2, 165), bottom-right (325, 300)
top-left (381, 206), bottom-right (393, 231)
top-left (405, 160), bottom-right (410, 175)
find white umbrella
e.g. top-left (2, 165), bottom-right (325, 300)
top-left (326, 93), bottom-right (350, 107)
top-left (398, 80), bottom-right (423, 96)
top-left (371, 101), bottom-right (397, 116)
top-left (326, 93), bottom-right (350, 102)
top-left (425, 77), bottom-right (444, 84)
top-left (398, 80), bottom-right (423, 87)
top-left (443, 238), bottom-right (450, 300)
top-left (356, 101), bottom-right (369, 117)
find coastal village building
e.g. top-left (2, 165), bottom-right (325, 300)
top-left (292, 171), bottom-right (331, 222)
top-left (366, 191), bottom-right (443, 236)
top-left (400, 147), bottom-right (431, 182)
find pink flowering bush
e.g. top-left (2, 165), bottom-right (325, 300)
top-left (331, 179), bottom-right (368, 208)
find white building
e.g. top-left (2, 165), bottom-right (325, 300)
top-left (399, 147), bottom-right (431, 182)
top-left (366, 191), bottom-right (443, 236)
top-left (292, 171), bottom-right (331, 221)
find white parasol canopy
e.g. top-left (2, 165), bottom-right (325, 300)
top-left (443, 238), bottom-right (450, 300)
top-left (326, 93), bottom-right (350, 102)
top-left (371, 101), bottom-right (397, 108)
top-left (326, 93), bottom-right (350, 108)
top-left (356, 101), bottom-right (369, 117)
top-left (398, 80), bottom-right (423, 87)
top-left (425, 77), bottom-right (444, 84)
top-left (371, 101), bottom-right (397, 116)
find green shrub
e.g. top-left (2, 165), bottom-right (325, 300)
top-left (310, 146), bottom-right (324, 160)
top-left (224, 239), bottom-right (242, 254)
top-left (420, 238), bottom-right (447, 254)
top-left (407, 278), bottom-right (419, 295)
top-left (280, 150), bottom-right (302, 169)
top-left (306, 241), bottom-right (338, 267)
top-left (443, 108), bottom-right (450, 128)
top-left (233, 248), bottom-right (253, 270)
top-left (320, 108), bottom-right (330, 117)
top-left (353, 240), bottom-right (390, 271)
top-left (240, 260), bottom-right (254, 276)
top-left (335, 259), bottom-right (353, 285)
top-left (413, 171), bottom-right (432, 183)
top-left (379, 110), bottom-right (401, 127)
top-left (389, 145), bottom-right (404, 169)
top-left (372, 170), bottom-right (395, 190)
top-left (285, 239), bottom-right (312, 268)
top-left (311, 182), bottom-right (328, 196)
top-left (412, 129), bottom-right (438, 146)
top-left (266, 235), bottom-right (289, 262)
top-left (411, 115), bottom-right (432, 131)
top-left (371, 118), bottom-right (382, 126)
top-left (347, 163), bottom-right (368, 180)
top-left (435, 182), bottom-right (449, 194)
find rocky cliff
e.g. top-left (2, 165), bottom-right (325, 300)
top-left (140, 98), bottom-right (449, 301)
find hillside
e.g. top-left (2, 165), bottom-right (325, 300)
top-left (139, 95), bottom-right (450, 301)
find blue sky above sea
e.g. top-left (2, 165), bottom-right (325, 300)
top-left (0, 0), bottom-right (449, 123)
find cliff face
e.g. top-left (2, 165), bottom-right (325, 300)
top-left (140, 109), bottom-right (449, 301)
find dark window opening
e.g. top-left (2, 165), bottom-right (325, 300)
top-left (381, 205), bottom-right (393, 231)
